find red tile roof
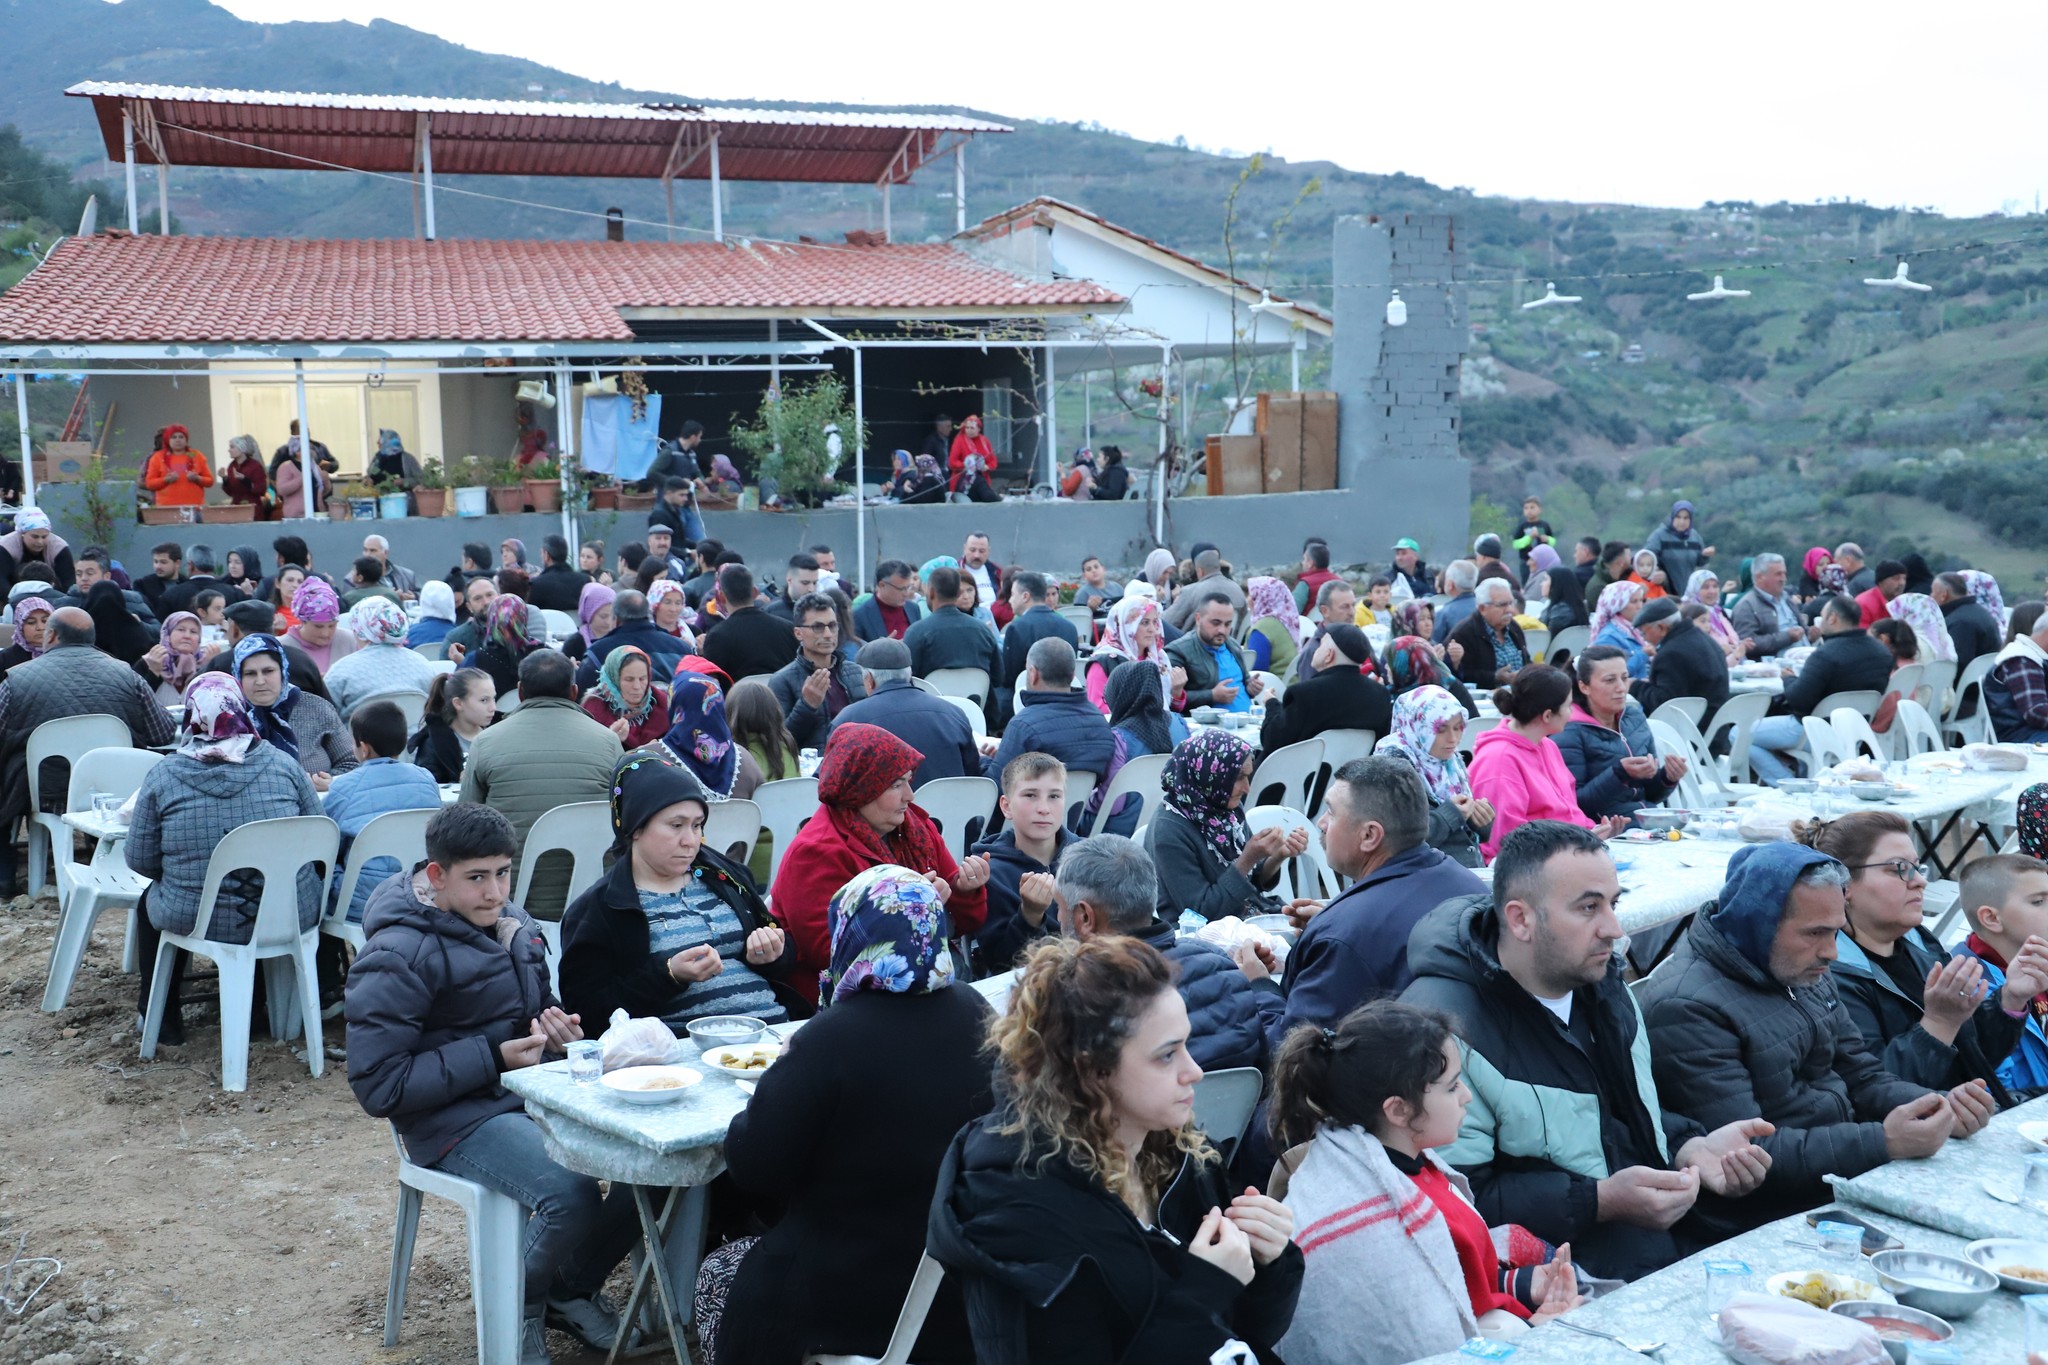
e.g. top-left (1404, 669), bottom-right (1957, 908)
top-left (0, 234), bottom-right (1122, 344)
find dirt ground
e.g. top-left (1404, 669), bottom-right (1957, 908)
top-left (0, 887), bottom-right (633, 1365)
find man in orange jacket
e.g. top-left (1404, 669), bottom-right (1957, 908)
top-left (143, 425), bottom-right (213, 507)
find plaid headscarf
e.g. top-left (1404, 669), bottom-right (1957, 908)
top-left (823, 864), bottom-right (956, 1006)
top-left (1161, 728), bottom-right (1255, 867)
top-left (290, 577), bottom-right (340, 625)
top-left (1376, 685), bottom-right (1471, 803)
top-left (349, 597), bottom-right (410, 647)
top-left (815, 723), bottom-right (946, 873)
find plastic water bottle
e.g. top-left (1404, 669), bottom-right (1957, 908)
top-left (1177, 909), bottom-right (1206, 936)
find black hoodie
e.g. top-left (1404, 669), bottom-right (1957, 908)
top-left (927, 1116), bottom-right (1303, 1365)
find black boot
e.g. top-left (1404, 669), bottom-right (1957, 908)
top-left (136, 917), bottom-right (186, 1047)
top-left (0, 840), bottom-right (18, 901)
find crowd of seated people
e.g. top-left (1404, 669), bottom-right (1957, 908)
top-left (13, 487), bottom-right (2048, 1365)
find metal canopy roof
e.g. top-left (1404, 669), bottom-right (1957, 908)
top-left (66, 81), bottom-right (1009, 185)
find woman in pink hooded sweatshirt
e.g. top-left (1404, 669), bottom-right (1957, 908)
top-left (1468, 664), bottom-right (1626, 860)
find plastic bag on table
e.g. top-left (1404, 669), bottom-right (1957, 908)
top-left (1963, 742), bottom-right (2030, 771)
top-left (1715, 1292), bottom-right (1885, 1365)
top-left (598, 1008), bottom-right (677, 1073)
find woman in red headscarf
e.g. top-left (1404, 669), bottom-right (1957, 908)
top-left (768, 723), bottom-right (990, 1002)
top-left (142, 425), bottom-right (214, 508)
top-left (946, 413), bottom-right (1000, 503)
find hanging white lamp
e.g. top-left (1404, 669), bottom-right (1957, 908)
top-left (1521, 281), bottom-right (1582, 310)
top-left (1864, 260), bottom-right (1932, 292)
top-left (1687, 274), bottom-right (1751, 301)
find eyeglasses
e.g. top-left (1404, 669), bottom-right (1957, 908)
top-left (1851, 859), bottom-right (1930, 885)
top-left (796, 621), bottom-right (838, 633)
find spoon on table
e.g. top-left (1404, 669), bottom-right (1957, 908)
top-left (1552, 1319), bottom-right (1663, 1355)
top-left (1982, 1178), bottom-right (2021, 1205)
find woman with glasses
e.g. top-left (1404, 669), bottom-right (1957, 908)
top-left (1798, 811), bottom-right (2031, 1110)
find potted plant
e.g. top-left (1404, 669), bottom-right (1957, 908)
top-left (453, 455), bottom-right (489, 518)
top-left (412, 458), bottom-right (450, 518)
top-left (341, 479), bottom-right (381, 521)
top-left (200, 501), bottom-right (257, 524)
top-left (488, 457), bottom-right (526, 515)
top-left (730, 374), bottom-right (865, 509)
top-left (585, 471), bottom-right (618, 511)
top-left (523, 458), bottom-right (562, 514)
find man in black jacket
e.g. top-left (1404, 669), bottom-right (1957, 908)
top-left (700, 563), bottom-right (799, 682)
top-left (903, 566), bottom-right (1003, 682)
top-left (1932, 571), bottom-right (2002, 670)
top-left (761, 553), bottom-right (821, 625)
top-left (1747, 594), bottom-right (1894, 785)
top-left (764, 593), bottom-right (868, 747)
top-left (1630, 597), bottom-right (1730, 720)
top-left (527, 534), bottom-right (591, 614)
top-left (997, 572), bottom-right (1078, 723)
top-left (828, 639), bottom-right (979, 785)
top-left (1260, 626), bottom-right (1392, 751)
top-left (1402, 821), bottom-right (1778, 1280)
top-left (1449, 579), bottom-right (1528, 688)
top-left (161, 544), bottom-right (246, 616)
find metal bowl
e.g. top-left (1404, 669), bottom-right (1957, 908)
top-left (685, 1015), bottom-right (768, 1048)
top-left (1827, 1300), bottom-right (1953, 1363)
top-left (1868, 1249), bottom-right (1997, 1319)
top-left (1777, 777), bottom-right (1819, 795)
top-left (1634, 809), bottom-right (1691, 833)
top-left (1850, 781), bottom-right (1894, 802)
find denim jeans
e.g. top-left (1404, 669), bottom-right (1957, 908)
top-left (679, 503), bottom-right (705, 545)
top-left (1747, 713), bottom-right (1808, 786)
top-left (433, 1111), bottom-right (641, 1311)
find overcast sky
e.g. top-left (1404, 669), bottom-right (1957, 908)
top-left (206, 0), bottom-right (2045, 218)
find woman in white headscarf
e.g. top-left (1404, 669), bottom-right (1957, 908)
top-left (407, 580), bottom-right (457, 649)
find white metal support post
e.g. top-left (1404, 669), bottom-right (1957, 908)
top-left (1154, 344), bottom-right (1171, 544)
top-left (14, 371), bottom-right (36, 510)
top-left (1292, 330), bottom-right (1304, 392)
top-left (768, 319), bottom-right (780, 399)
top-left (293, 360), bottom-right (315, 519)
top-left (122, 109), bottom-right (138, 233)
top-left (420, 117), bottom-right (437, 241)
top-left (1042, 344), bottom-right (1057, 489)
top-left (851, 345), bottom-right (866, 592)
top-left (156, 164), bottom-right (168, 236)
top-left (709, 135), bottom-right (723, 243)
top-left (954, 142), bottom-right (966, 233)
top-left (882, 181), bottom-right (891, 240)
top-left (555, 361), bottom-right (576, 557)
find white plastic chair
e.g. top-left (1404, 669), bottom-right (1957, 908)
top-left (1546, 624), bottom-right (1590, 665)
top-left (926, 667), bottom-right (991, 708)
top-left (512, 801), bottom-right (612, 990)
top-left (354, 688), bottom-right (428, 729)
top-left (1829, 707), bottom-right (1886, 762)
top-left (703, 798), bottom-right (763, 866)
top-left (1245, 804), bottom-right (1340, 899)
top-left (1249, 670), bottom-right (1286, 702)
top-left (139, 814), bottom-right (340, 1092)
top-left (1812, 689), bottom-right (1883, 722)
top-left (908, 676), bottom-right (942, 698)
top-left (1080, 752), bottom-right (1169, 838)
top-left (42, 747), bottom-right (163, 1012)
top-left (1915, 658), bottom-right (1956, 716)
top-left (429, 659), bottom-right (457, 675)
top-left (539, 608), bottom-right (577, 643)
top-left (384, 1126), bottom-right (524, 1363)
top-left (495, 690), bottom-right (521, 715)
top-left (25, 714), bottom-right (133, 898)
top-left (1062, 771), bottom-right (1099, 828)
top-left (322, 807), bottom-right (436, 953)
top-left (1307, 727), bottom-right (1379, 818)
top-left (943, 694), bottom-right (987, 737)
top-left (804, 1252), bottom-right (948, 1365)
top-left (1646, 719), bottom-right (1717, 811)
top-left (1802, 715), bottom-right (1850, 774)
top-left (1056, 603), bottom-right (1094, 635)
top-left (411, 641), bottom-right (448, 662)
top-left (912, 777), bottom-right (998, 867)
top-left (1703, 692), bottom-right (1771, 785)
top-left (755, 777), bottom-right (821, 890)
top-left (1884, 664), bottom-right (1925, 722)
top-left (1942, 655), bottom-right (1997, 747)
top-left (1249, 738), bottom-right (1325, 816)
top-left (1892, 699), bottom-right (1943, 758)
top-left (1522, 627), bottom-right (1551, 665)
top-left (1192, 1067), bottom-right (1265, 1155)
top-left (1648, 697), bottom-right (1708, 731)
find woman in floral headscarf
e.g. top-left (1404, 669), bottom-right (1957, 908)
top-left (1961, 569), bottom-right (2007, 622)
top-left (1375, 684), bottom-right (1492, 867)
top-left (0, 595), bottom-right (51, 682)
top-left (231, 633), bottom-right (356, 785)
top-left (1887, 592), bottom-right (1956, 665)
top-left (1382, 634), bottom-right (1480, 716)
top-left (470, 595), bottom-right (541, 699)
top-left (769, 723), bottom-right (990, 1003)
top-left (1245, 575), bottom-right (1304, 676)
top-left (1684, 568), bottom-right (1746, 663)
top-left (126, 672), bottom-right (321, 1044)
top-left (1084, 593), bottom-right (1173, 714)
top-left (582, 644), bottom-right (671, 749)
top-left (709, 863), bottom-right (993, 1365)
top-left (1145, 728), bottom-right (1302, 923)
top-left (1800, 547), bottom-right (1842, 600)
top-left (135, 609), bottom-right (206, 705)
top-left (324, 597), bottom-right (438, 717)
top-left (662, 671), bottom-right (760, 801)
top-left (1590, 580), bottom-right (1650, 679)
top-left (646, 577), bottom-right (696, 644)
top-left (285, 577), bottom-right (357, 674)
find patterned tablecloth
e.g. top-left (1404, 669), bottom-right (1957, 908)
top-left (1475, 834), bottom-right (1738, 937)
top-left (1829, 1093), bottom-right (2048, 1243)
top-left (500, 1038), bottom-right (759, 1186)
top-left (1407, 1208), bottom-right (2038, 1364)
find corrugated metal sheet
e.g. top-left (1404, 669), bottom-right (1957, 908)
top-left (69, 82), bottom-right (1005, 184)
top-left (0, 235), bottom-right (1122, 345)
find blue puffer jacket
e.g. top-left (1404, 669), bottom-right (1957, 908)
top-left (1131, 918), bottom-right (1280, 1073)
top-left (323, 757), bottom-right (446, 923)
top-left (1554, 701), bottom-right (1676, 820)
top-left (982, 689), bottom-right (1116, 823)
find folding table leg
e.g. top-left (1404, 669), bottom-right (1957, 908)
top-left (608, 1187), bottom-right (693, 1365)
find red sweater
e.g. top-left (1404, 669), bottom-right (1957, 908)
top-left (1409, 1163), bottom-right (1532, 1322)
top-left (767, 804), bottom-right (987, 1003)
top-left (948, 432), bottom-right (995, 475)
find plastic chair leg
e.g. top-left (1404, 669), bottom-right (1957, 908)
top-left (468, 1187), bottom-right (527, 1365)
top-left (138, 940), bottom-right (178, 1060)
top-left (25, 824), bottom-right (45, 899)
top-left (217, 955), bottom-right (256, 1093)
top-left (42, 892), bottom-right (100, 1012)
top-left (263, 957), bottom-right (297, 1041)
top-left (121, 905), bottom-right (138, 974)
top-left (293, 943), bottom-right (324, 1079)
top-left (384, 1185), bottom-right (423, 1348)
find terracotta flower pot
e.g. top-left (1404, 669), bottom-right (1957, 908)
top-left (200, 503), bottom-right (257, 523)
top-left (618, 491), bottom-right (657, 512)
top-left (325, 498), bottom-right (352, 521)
top-left (412, 488), bottom-right (448, 517)
top-left (523, 478), bottom-right (561, 514)
top-left (140, 505), bottom-right (195, 526)
top-left (488, 485), bottom-right (525, 515)
top-left (589, 487), bottom-right (619, 510)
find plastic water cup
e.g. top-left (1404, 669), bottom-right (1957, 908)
top-left (798, 748), bottom-right (821, 778)
top-left (567, 1039), bottom-right (602, 1084)
top-left (1815, 1221), bottom-right (1864, 1267)
top-left (1703, 1258), bottom-right (1752, 1318)
top-left (2024, 1154), bottom-right (2048, 1213)
top-left (90, 792), bottom-right (122, 819)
